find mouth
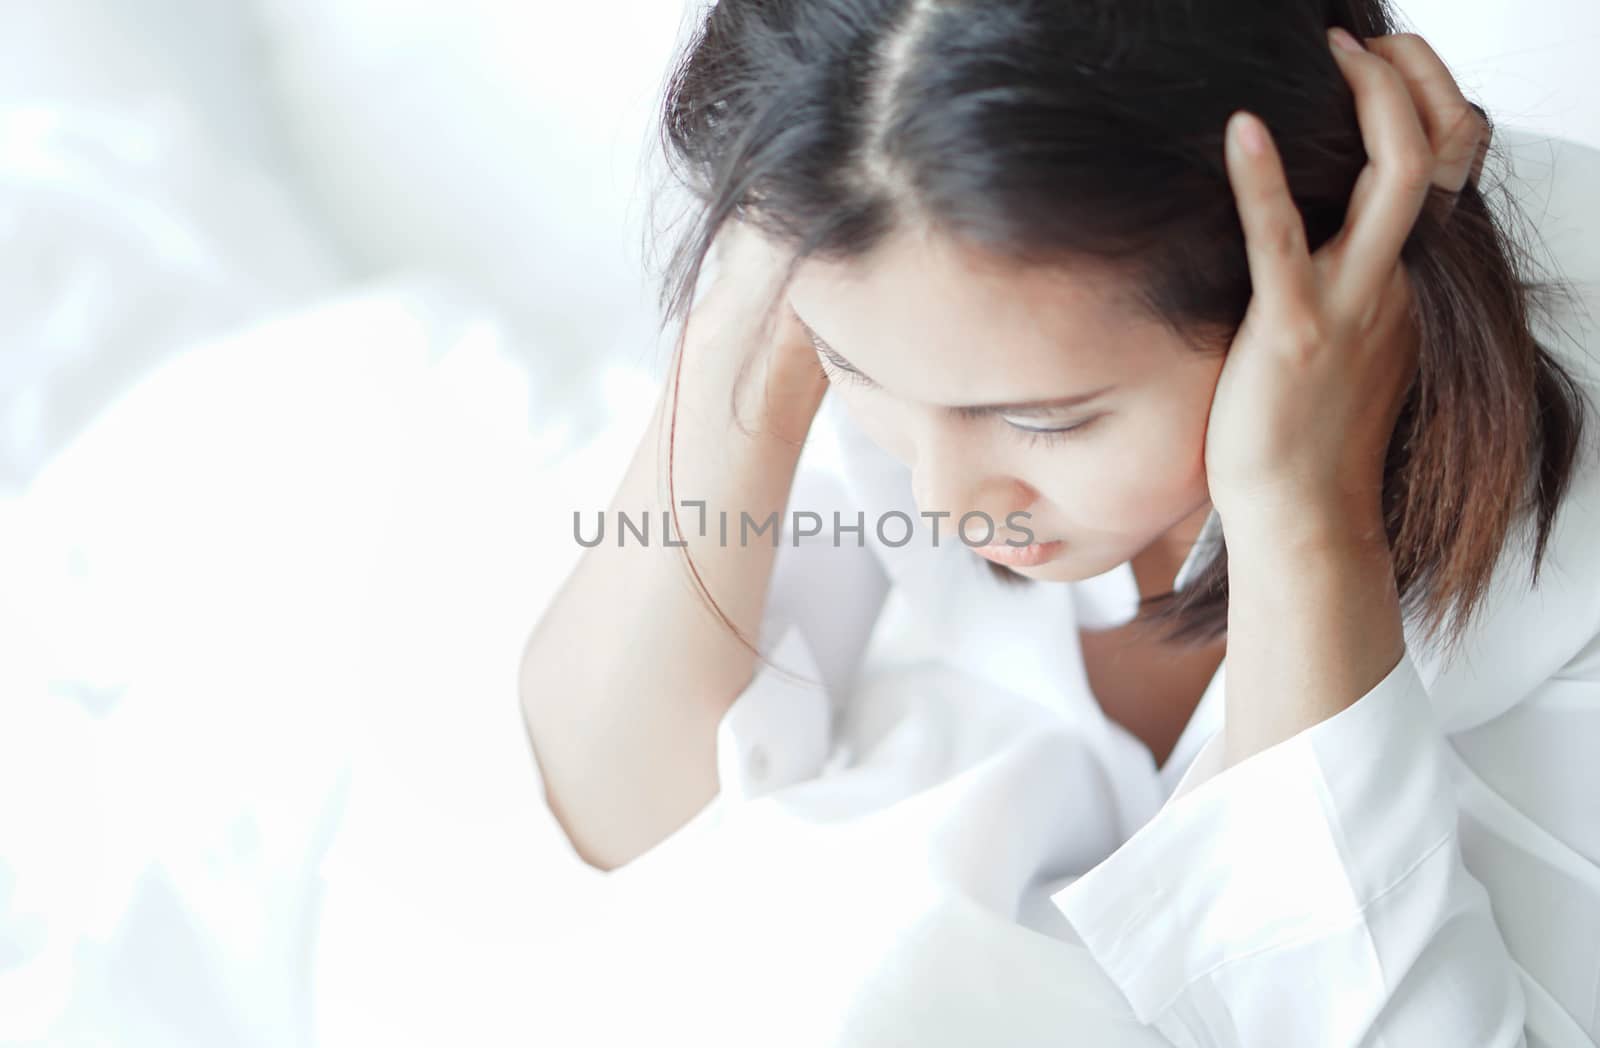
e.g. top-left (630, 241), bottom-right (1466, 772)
top-left (971, 538), bottom-right (1065, 568)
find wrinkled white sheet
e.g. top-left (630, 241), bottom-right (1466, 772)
top-left (1, 4), bottom-right (668, 1040)
top-left (525, 657), bottom-right (1173, 1048)
top-left (0, 278), bottom-right (662, 1045)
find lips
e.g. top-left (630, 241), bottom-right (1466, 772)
top-left (971, 538), bottom-right (1064, 568)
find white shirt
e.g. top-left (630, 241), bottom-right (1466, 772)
top-left (529, 126), bottom-right (1600, 1047)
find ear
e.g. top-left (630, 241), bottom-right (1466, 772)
top-left (1466, 102), bottom-right (1491, 192)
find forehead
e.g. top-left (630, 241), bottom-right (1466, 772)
top-left (786, 229), bottom-right (1170, 400)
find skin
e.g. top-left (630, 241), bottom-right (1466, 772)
top-left (786, 233), bottom-right (1225, 589)
top-left (1211, 26), bottom-right (1487, 769)
top-left (785, 28), bottom-right (1491, 770)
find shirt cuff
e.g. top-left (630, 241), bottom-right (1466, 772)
top-left (1051, 646), bottom-right (1455, 1026)
top-left (714, 624), bottom-right (833, 803)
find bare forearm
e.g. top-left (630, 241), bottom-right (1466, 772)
top-left (1220, 512), bottom-right (1406, 770)
top-left (521, 332), bottom-right (827, 871)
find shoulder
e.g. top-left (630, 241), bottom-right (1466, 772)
top-left (1488, 124), bottom-right (1600, 386)
top-left (1414, 126), bottom-right (1600, 728)
top-left (1490, 125), bottom-right (1600, 291)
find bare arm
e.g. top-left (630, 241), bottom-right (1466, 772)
top-left (520, 227), bottom-right (829, 872)
top-left (1220, 513), bottom-right (1406, 768)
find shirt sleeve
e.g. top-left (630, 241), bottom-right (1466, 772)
top-left (1050, 646), bottom-right (1531, 1047)
top-left (709, 455), bottom-right (893, 806)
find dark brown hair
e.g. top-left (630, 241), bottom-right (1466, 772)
top-left (647, 0), bottom-right (1593, 675)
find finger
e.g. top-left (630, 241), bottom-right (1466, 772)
top-left (1224, 110), bottom-right (1319, 316)
top-left (1361, 33), bottom-right (1489, 216)
top-left (1323, 28), bottom-right (1436, 313)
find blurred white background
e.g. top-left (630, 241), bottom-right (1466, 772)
top-left (0, 1), bottom-right (1594, 1045)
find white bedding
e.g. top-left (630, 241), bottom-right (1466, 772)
top-left (0, 279), bottom-right (662, 1044)
top-left (0, 2), bottom-right (666, 1043)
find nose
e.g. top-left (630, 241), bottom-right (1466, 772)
top-left (909, 426), bottom-right (1035, 543)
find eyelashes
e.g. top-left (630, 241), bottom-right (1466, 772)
top-left (813, 349), bottom-right (874, 389)
top-left (812, 347), bottom-right (1101, 447)
top-left (1015, 417), bottom-right (1100, 446)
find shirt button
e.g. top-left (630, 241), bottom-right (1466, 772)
top-left (746, 744), bottom-right (771, 781)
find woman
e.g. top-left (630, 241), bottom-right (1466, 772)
top-left (523, 2), bottom-right (1600, 1044)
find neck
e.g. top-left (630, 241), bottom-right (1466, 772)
top-left (1131, 501), bottom-right (1214, 599)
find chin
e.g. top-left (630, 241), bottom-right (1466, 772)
top-left (1020, 560), bottom-right (1089, 584)
top-left (985, 544), bottom-right (1134, 585)
top-left (983, 552), bottom-right (1080, 584)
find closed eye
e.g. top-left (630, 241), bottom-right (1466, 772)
top-left (1011, 415), bottom-right (1101, 447)
top-left (813, 344), bottom-right (876, 388)
top-left (813, 339), bottom-right (1102, 447)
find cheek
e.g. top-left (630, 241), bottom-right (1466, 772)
top-left (1038, 404), bottom-right (1211, 534)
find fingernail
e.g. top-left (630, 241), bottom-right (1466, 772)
top-left (1232, 113), bottom-right (1266, 157)
top-left (1328, 26), bottom-right (1364, 53)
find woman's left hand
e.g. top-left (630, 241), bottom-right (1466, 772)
top-left (1202, 28), bottom-right (1489, 550)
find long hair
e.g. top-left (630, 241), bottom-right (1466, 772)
top-left (647, 0), bottom-right (1591, 669)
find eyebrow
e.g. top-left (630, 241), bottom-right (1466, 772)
top-left (800, 321), bottom-right (1116, 418)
